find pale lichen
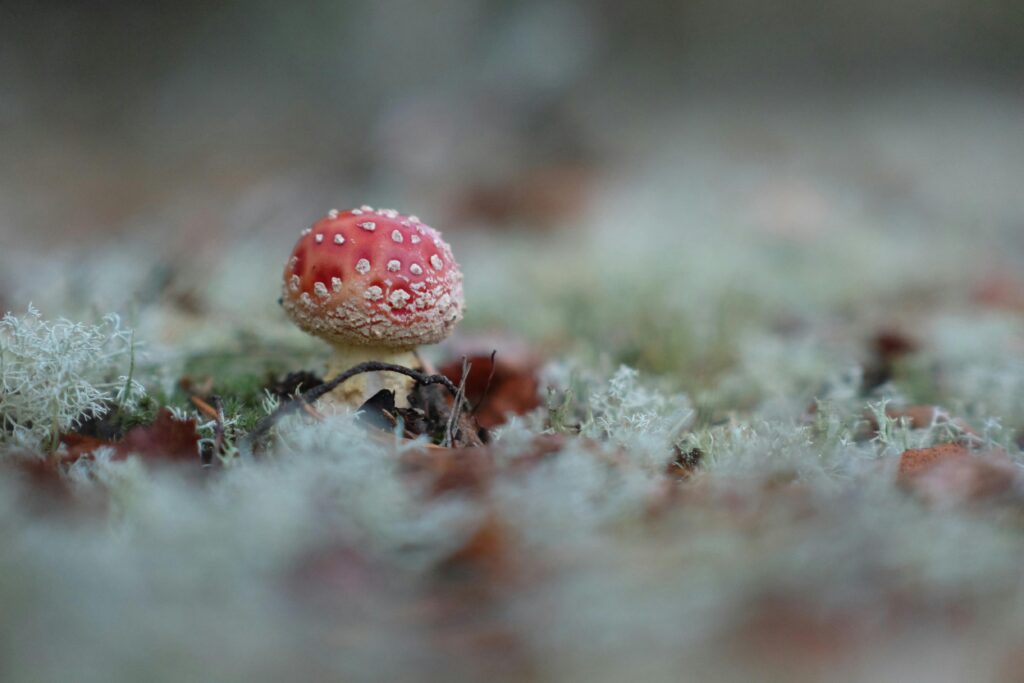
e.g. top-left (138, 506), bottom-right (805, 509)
top-left (0, 305), bottom-right (145, 453)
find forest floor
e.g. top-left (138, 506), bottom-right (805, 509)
top-left (2, 88), bottom-right (1024, 682)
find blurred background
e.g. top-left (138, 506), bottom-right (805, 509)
top-left (1, 0), bottom-right (1023, 381)
top-left (3, 0), bottom-right (1024, 395)
top-left (2, 0), bottom-right (1022, 244)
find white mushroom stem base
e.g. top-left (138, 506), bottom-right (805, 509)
top-left (323, 344), bottom-right (422, 409)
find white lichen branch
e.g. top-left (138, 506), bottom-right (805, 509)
top-left (0, 305), bottom-right (145, 454)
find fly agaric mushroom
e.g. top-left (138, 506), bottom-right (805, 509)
top-left (281, 206), bottom-right (464, 407)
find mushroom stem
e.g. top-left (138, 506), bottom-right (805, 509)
top-left (324, 343), bottom-right (421, 407)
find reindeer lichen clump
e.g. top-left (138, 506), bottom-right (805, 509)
top-left (0, 305), bottom-right (144, 454)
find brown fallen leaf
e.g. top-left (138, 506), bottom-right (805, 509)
top-left (913, 457), bottom-right (1017, 506)
top-left (62, 408), bottom-right (201, 466)
top-left (897, 443), bottom-right (971, 482)
top-left (59, 432), bottom-right (109, 464)
top-left (113, 408), bottom-right (200, 463)
top-left (973, 272), bottom-right (1024, 313)
top-left (399, 445), bottom-right (496, 497)
top-left (420, 510), bottom-right (537, 680)
top-left (436, 512), bottom-right (516, 582)
top-left (439, 348), bottom-right (541, 430)
top-left (2, 451), bottom-right (113, 517)
top-left (4, 457), bottom-right (73, 505)
top-left (737, 594), bottom-right (863, 674)
top-left (397, 434), bottom-right (570, 500)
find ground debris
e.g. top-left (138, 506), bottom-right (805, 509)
top-left (898, 443), bottom-right (1018, 506)
top-left (861, 328), bottom-right (919, 394)
top-left (268, 370), bottom-right (324, 399)
top-left (666, 445), bottom-right (704, 479)
top-left (59, 407), bottom-right (201, 466)
top-left (438, 347), bottom-right (542, 429)
top-left (245, 361), bottom-right (474, 452)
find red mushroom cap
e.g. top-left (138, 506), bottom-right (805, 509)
top-left (281, 206), bottom-right (464, 347)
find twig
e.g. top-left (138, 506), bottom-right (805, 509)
top-left (190, 395), bottom-right (219, 420)
top-left (211, 395), bottom-right (226, 459)
top-left (118, 328), bottom-right (136, 410)
top-left (300, 400), bottom-right (325, 421)
top-left (306, 361), bottom-right (458, 403)
top-left (470, 350), bottom-right (498, 417)
top-left (443, 357), bottom-right (471, 448)
top-left (241, 361), bottom-right (459, 454)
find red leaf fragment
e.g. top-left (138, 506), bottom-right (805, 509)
top-left (973, 272), bottom-right (1024, 313)
top-left (59, 409), bottom-right (200, 465)
top-left (400, 446), bottom-right (496, 497)
top-left (439, 347), bottom-right (541, 429)
top-left (113, 408), bottom-right (200, 463)
top-left (436, 513), bottom-right (515, 581)
top-left (59, 433), bottom-right (108, 465)
top-left (6, 457), bottom-right (72, 503)
top-left (898, 443), bottom-right (971, 481)
top-left (898, 444), bottom-right (1017, 505)
top-left (738, 595), bottom-right (863, 674)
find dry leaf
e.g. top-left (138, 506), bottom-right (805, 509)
top-left (113, 408), bottom-right (200, 463)
top-left (898, 443), bottom-right (971, 481)
top-left (439, 349), bottom-right (541, 429)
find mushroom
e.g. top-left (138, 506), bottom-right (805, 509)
top-left (281, 206), bottom-right (464, 407)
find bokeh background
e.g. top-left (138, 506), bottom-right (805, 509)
top-left (3, 0), bottom-right (1023, 244)
top-left (4, 0), bottom-right (1024, 398)
top-left (3, 0), bottom-right (1024, 375)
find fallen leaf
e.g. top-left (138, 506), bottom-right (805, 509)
top-left (973, 272), bottom-right (1024, 313)
top-left (439, 347), bottom-right (541, 429)
top-left (737, 594), bottom-right (863, 674)
top-left (398, 434), bottom-right (569, 499)
top-left (113, 408), bottom-right (200, 463)
top-left (897, 443), bottom-right (970, 482)
top-left (59, 432), bottom-right (109, 464)
top-left (899, 444), bottom-right (1017, 505)
top-left (400, 445), bottom-right (496, 497)
top-left (436, 512), bottom-right (515, 581)
top-left (4, 457), bottom-right (72, 504)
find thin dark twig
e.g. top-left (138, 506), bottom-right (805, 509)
top-left (241, 361), bottom-right (460, 454)
top-left (470, 350), bottom-right (498, 416)
top-left (211, 395), bottom-right (225, 458)
top-left (443, 357), bottom-right (471, 448)
top-left (304, 361), bottom-right (458, 403)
